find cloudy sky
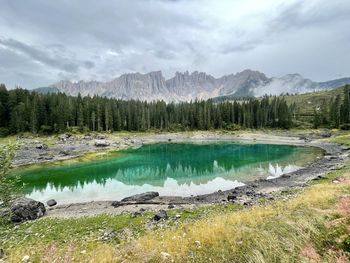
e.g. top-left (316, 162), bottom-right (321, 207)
top-left (0, 0), bottom-right (349, 89)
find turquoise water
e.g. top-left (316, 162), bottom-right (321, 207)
top-left (17, 142), bottom-right (323, 204)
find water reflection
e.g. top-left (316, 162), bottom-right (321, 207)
top-left (267, 163), bottom-right (300, 180)
top-left (17, 142), bottom-right (321, 203)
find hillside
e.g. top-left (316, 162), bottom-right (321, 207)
top-left (283, 86), bottom-right (345, 127)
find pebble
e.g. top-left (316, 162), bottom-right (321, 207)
top-left (160, 252), bottom-right (171, 260)
top-left (21, 255), bottom-right (30, 262)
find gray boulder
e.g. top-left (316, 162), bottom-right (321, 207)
top-left (47, 199), bottom-right (57, 207)
top-left (59, 150), bottom-right (70, 156)
top-left (9, 198), bottom-right (46, 223)
top-left (94, 140), bottom-right (110, 147)
top-left (320, 130), bottom-right (332, 138)
top-left (35, 143), bottom-right (48, 150)
top-left (153, 210), bottom-right (168, 221)
top-left (101, 229), bottom-right (116, 241)
top-left (227, 195), bottom-right (237, 201)
top-left (111, 201), bottom-right (122, 207)
top-left (121, 192), bottom-right (159, 202)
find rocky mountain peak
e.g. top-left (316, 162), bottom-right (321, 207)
top-left (45, 69), bottom-right (350, 102)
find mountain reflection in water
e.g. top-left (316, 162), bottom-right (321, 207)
top-left (17, 142), bottom-right (322, 204)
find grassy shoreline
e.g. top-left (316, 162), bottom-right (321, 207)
top-left (1, 161), bottom-right (349, 262)
top-left (0, 130), bottom-right (349, 262)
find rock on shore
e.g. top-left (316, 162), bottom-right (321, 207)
top-left (9, 198), bottom-right (46, 223)
top-left (121, 192), bottom-right (160, 202)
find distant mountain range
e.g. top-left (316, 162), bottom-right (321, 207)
top-left (34, 70), bottom-right (350, 102)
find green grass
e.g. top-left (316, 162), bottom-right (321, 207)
top-left (332, 134), bottom-right (350, 147)
top-left (1, 130), bottom-right (350, 262)
top-left (0, 203), bottom-right (242, 262)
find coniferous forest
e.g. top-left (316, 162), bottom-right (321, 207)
top-left (0, 84), bottom-right (349, 135)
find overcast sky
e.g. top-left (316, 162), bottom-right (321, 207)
top-left (0, 0), bottom-right (349, 89)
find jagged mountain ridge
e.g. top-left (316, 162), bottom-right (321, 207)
top-left (39, 70), bottom-right (350, 102)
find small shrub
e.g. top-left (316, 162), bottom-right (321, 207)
top-left (343, 235), bottom-right (350, 252)
top-left (340, 123), bottom-right (350, 130)
top-left (40, 125), bottom-right (53, 134)
top-left (0, 127), bottom-right (10, 137)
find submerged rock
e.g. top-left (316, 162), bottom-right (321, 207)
top-left (46, 199), bottom-right (57, 207)
top-left (9, 198), bottom-right (46, 223)
top-left (121, 192), bottom-right (159, 202)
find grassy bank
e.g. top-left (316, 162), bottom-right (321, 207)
top-left (1, 162), bottom-right (349, 262)
top-left (1, 130), bottom-right (349, 262)
top-left (120, 166), bottom-right (350, 263)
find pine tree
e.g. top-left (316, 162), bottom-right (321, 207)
top-left (91, 111), bottom-right (96, 131)
top-left (341, 85), bottom-right (350, 124)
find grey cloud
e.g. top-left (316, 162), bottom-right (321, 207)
top-left (0, 0), bottom-right (349, 87)
top-left (217, 0), bottom-right (350, 56)
top-left (0, 37), bottom-right (94, 73)
top-left (84, 61), bottom-right (95, 69)
top-left (221, 39), bottom-right (263, 54)
top-left (270, 0), bottom-right (350, 31)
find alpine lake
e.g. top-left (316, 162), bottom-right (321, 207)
top-left (15, 141), bottom-right (324, 204)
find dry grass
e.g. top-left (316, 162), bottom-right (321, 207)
top-left (3, 171), bottom-right (349, 262)
top-left (113, 172), bottom-right (350, 263)
top-left (2, 156), bottom-right (350, 263)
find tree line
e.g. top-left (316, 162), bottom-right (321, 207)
top-left (0, 84), bottom-right (296, 135)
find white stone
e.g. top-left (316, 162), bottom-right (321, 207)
top-left (160, 252), bottom-right (171, 260)
top-left (21, 255), bottom-right (30, 262)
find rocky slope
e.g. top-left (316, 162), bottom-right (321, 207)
top-left (36, 70), bottom-right (350, 102)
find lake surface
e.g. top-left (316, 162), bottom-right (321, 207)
top-left (17, 142), bottom-right (323, 204)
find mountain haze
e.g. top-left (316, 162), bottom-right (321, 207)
top-left (40, 70), bottom-right (350, 102)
